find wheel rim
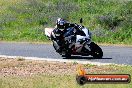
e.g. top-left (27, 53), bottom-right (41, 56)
top-left (95, 51), bottom-right (99, 55)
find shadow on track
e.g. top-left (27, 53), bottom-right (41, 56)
top-left (63, 55), bottom-right (112, 60)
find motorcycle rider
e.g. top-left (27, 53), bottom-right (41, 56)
top-left (51, 18), bottom-right (90, 53)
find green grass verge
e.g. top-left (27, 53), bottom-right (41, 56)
top-left (1, 74), bottom-right (131, 88)
top-left (0, 58), bottom-right (132, 88)
top-left (0, 0), bottom-right (132, 44)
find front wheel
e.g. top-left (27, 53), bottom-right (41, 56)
top-left (62, 49), bottom-right (71, 58)
top-left (62, 53), bottom-right (71, 58)
top-left (90, 42), bottom-right (103, 59)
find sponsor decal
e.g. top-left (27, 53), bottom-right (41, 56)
top-left (76, 65), bottom-right (131, 85)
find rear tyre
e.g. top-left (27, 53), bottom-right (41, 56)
top-left (90, 42), bottom-right (103, 59)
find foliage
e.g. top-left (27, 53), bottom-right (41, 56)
top-left (0, 0), bottom-right (132, 44)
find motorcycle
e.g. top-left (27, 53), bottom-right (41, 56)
top-left (45, 19), bottom-right (103, 58)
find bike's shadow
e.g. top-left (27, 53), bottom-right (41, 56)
top-left (63, 55), bottom-right (112, 60)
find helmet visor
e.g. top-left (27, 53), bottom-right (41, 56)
top-left (59, 21), bottom-right (65, 25)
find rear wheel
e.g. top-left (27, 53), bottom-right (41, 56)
top-left (90, 42), bottom-right (103, 59)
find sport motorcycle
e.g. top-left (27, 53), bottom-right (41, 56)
top-left (45, 20), bottom-right (103, 58)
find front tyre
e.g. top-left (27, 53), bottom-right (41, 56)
top-left (90, 42), bottom-right (103, 59)
top-left (63, 53), bottom-right (71, 58)
top-left (62, 49), bottom-right (71, 58)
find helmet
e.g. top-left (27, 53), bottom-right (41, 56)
top-left (56, 18), bottom-right (67, 30)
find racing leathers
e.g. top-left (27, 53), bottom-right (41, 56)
top-left (51, 23), bottom-right (86, 53)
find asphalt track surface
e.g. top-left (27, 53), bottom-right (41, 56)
top-left (0, 42), bottom-right (132, 65)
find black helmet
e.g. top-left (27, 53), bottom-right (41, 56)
top-left (56, 18), bottom-right (67, 30)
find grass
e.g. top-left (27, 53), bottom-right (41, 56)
top-left (0, 0), bottom-right (132, 44)
top-left (0, 57), bottom-right (132, 88)
top-left (16, 57), bottom-right (25, 61)
top-left (1, 75), bottom-right (131, 88)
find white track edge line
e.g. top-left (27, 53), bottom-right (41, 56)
top-left (0, 55), bottom-right (127, 66)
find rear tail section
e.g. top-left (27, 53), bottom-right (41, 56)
top-left (44, 28), bottom-right (54, 38)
